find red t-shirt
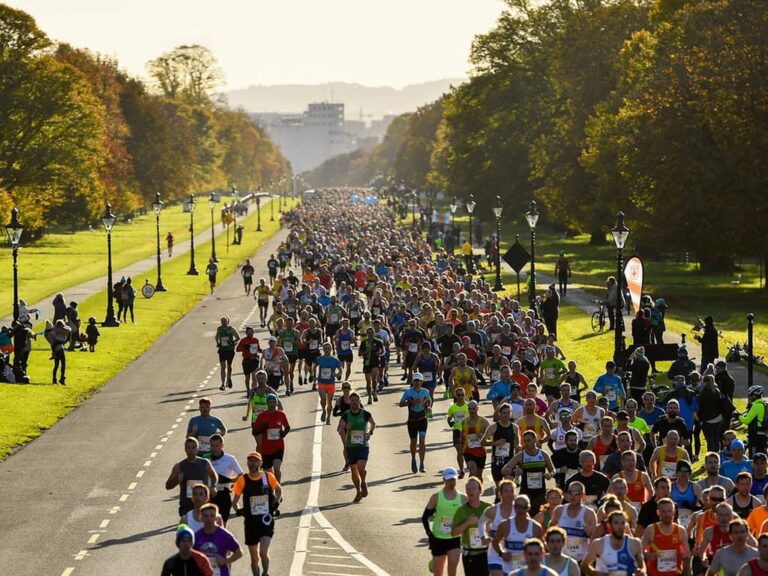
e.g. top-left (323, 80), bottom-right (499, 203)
top-left (318, 272), bottom-right (333, 290)
top-left (236, 337), bottom-right (261, 359)
top-left (354, 271), bottom-right (367, 289)
top-left (252, 410), bottom-right (290, 454)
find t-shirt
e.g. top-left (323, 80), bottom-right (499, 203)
top-left (628, 416), bottom-right (650, 436)
top-left (216, 326), bottom-right (237, 351)
top-left (721, 459), bottom-right (755, 483)
top-left (316, 355), bottom-right (341, 383)
top-left (161, 550), bottom-right (215, 576)
top-left (235, 336), bottom-right (261, 359)
top-left (540, 358), bottom-right (566, 388)
top-left (187, 416), bottom-right (226, 457)
top-left (747, 505), bottom-right (768, 536)
top-left (194, 526), bottom-right (240, 576)
top-left (593, 374), bottom-right (625, 410)
top-left (447, 403), bottom-right (470, 431)
top-left (452, 501), bottom-right (492, 551)
top-left (709, 544), bottom-right (759, 576)
top-left (400, 387), bottom-right (431, 417)
top-left (232, 471), bottom-right (279, 497)
top-left (252, 410), bottom-right (289, 454)
top-left (566, 472), bottom-right (610, 509)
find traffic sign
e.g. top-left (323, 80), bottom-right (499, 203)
top-left (503, 241), bottom-right (530, 273)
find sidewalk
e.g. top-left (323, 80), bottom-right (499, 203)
top-left (1, 197), bottom-right (276, 326)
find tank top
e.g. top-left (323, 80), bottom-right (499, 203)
top-left (595, 535), bottom-right (636, 575)
top-left (618, 470), bottom-right (647, 508)
top-left (544, 556), bottom-right (577, 576)
top-left (657, 446), bottom-right (683, 479)
top-left (279, 330), bottom-right (298, 356)
top-left (499, 334), bottom-right (516, 357)
top-left (242, 472), bottom-right (276, 522)
top-left (305, 329), bottom-right (322, 353)
top-left (647, 523), bottom-right (684, 575)
top-left (558, 506), bottom-right (589, 561)
top-left (432, 489), bottom-right (462, 540)
top-left (518, 415), bottom-right (544, 441)
top-left (488, 356), bottom-right (503, 383)
top-left (491, 422), bottom-right (517, 465)
top-left (564, 372), bottom-right (582, 400)
top-left (707, 524), bottom-right (731, 560)
top-left (463, 418), bottom-right (487, 457)
top-left (418, 355), bottom-right (438, 385)
top-left (521, 449), bottom-right (547, 494)
top-left (503, 518), bottom-right (534, 574)
top-left (453, 366), bottom-right (474, 397)
top-left (671, 481), bottom-right (697, 509)
top-left (579, 405), bottom-right (603, 441)
top-left (178, 458), bottom-right (210, 509)
top-left (249, 388), bottom-right (269, 422)
top-left (749, 559), bottom-right (768, 576)
top-left (594, 433), bottom-right (618, 471)
top-left (730, 494), bottom-right (757, 520)
top-left (694, 510), bottom-right (718, 547)
top-left (344, 409), bottom-right (369, 448)
top-left (182, 510), bottom-right (204, 533)
top-left (486, 503), bottom-right (514, 567)
top-left (263, 347), bottom-right (284, 376)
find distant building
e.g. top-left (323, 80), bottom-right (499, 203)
top-left (251, 103), bottom-right (397, 173)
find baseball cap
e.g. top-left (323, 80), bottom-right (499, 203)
top-left (676, 460), bottom-right (692, 474)
top-left (268, 336), bottom-right (277, 342)
top-left (412, 373), bottom-right (424, 382)
top-left (616, 411), bottom-right (629, 420)
top-left (754, 453), bottom-right (767, 462)
top-left (247, 451), bottom-right (263, 460)
top-left (731, 440), bottom-right (745, 451)
top-left (443, 467), bottom-right (458, 480)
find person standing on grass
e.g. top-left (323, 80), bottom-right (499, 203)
top-left (554, 251), bottom-right (572, 297)
top-left (605, 276), bottom-right (624, 331)
top-left (45, 319), bottom-right (71, 385)
top-left (52, 293), bottom-right (66, 323)
top-left (166, 231), bottom-right (175, 257)
top-left (85, 317), bottom-right (100, 352)
top-left (121, 277), bottom-right (136, 323)
top-left (65, 301), bottom-right (81, 350)
top-left (694, 315), bottom-right (720, 372)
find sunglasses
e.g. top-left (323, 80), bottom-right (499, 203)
top-left (710, 497), bottom-right (724, 502)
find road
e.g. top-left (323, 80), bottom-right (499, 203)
top-left (0, 223), bottom-right (474, 576)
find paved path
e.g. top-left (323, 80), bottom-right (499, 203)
top-left (0, 197), bottom-right (276, 327)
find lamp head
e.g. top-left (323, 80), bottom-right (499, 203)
top-left (525, 200), bottom-right (539, 229)
top-left (611, 211), bottom-right (630, 249)
top-left (492, 195), bottom-right (503, 219)
top-left (466, 194), bottom-right (476, 215)
top-left (101, 202), bottom-right (116, 232)
top-left (152, 192), bottom-right (164, 215)
top-left (5, 207), bottom-right (22, 246)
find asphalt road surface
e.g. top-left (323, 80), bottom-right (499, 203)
top-left (0, 227), bottom-right (479, 576)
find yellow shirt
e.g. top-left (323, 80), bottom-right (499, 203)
top-left (462, 242), bottom-right (472, 256)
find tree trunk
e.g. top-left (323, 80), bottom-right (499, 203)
top-left (699, 255), bottom-right (735, 273)
top-left (589, 228), bottom-right (606, 245)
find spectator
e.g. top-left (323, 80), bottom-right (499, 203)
top-left (113, 278), bottom-right (125, 321)
top-left (65, 301), bottom-right (81, 351)
top-left (86, 317), bottom-right (100, 352)
top-left (699, 374), bottom-right (725, 452)
top-left (121, 277), bottom-right (136, 323)
top-left (715, 360), bottom-right (735, 401)
top-left (667, 347), bottom-right (695, 381)
top-left (52, 293), bottom-right (66, 323)
top-left (45, 319), bottom-right (71, 385)
top-left (695, 315), bottom-right (720, 371)
top-left (605, 276), bottom-right (624, 331)
top-left (631, 310), bottom-right (650, 346)
top-left (652, 298), bottom-right (667, 343)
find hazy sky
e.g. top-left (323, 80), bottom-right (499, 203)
top-left (6, 0), bottom-right (506, 90)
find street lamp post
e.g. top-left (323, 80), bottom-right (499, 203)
top-left (5, 208), bottom-right (23, 321)
top-left (152, 193), bottom-right (166, 291)
top-left (101, 203), bottom-right (120, 326)
top-left (466, 194), bottom-right (476, 247)
top-left (231, 186), bottom-right (239, 244)
top-left (209, 192), bottom-right (218, 262)
top-left (747, 313), bottom-right (755, 388)
top-left (450, 197), bottom-right (458, 225)
top-left (186, 194), bottom-right (199, 276)
top-left (493, 196), bottom-right (503, 292)
top-left (270, 192), bottom-right (275, 222)
top-left (611, 211), bottom-right (630, 364)
top-left (525, 200), bottom-right (540, 306)
top-left (411, 191), bottom-right (417, 227)
top-left (256, 195), bottom-right (262, 231)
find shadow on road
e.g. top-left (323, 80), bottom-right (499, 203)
top-left (94, 523), bottom-right (176, 548)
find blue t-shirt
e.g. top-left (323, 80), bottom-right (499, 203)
top-left (669, 395), bottom-right (699, 430)
top-left (638, 406), bottom-right (666, 427)
top-left (400, 387), bottom-right (430, 414)
top-left (187, 415), bottom-right (225, 457)
top-left (593, 374), bottom-right (625, 410)
top-left (720, 459), bottom-right (754, 483)
top-left (487, 381), bottom-right (512, 402)
top-left (316, 355), bottom-right (341, 383)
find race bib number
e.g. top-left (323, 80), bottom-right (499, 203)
top-left (565, 536), bottom-right (588, 561)
top-left (491, 370), bottom-right (500, 382)
top-left (468, 526), bottom-right (483, 549)
top-left (422, 371), bottom-right (433, 382)
top-left (661, 461), bottom-right (677, 478)
top-left (186, 480), bottom-right (200, 498)
top-left (565, 468), bottom-right (579, 483)
top-left (309, 340), bottom-right (319, 350)
top-left (584, 495), bottom-right (598, 509)
top-left (678, 508), bottom-right (692, 528)
top-left (341, 341), bottom-right (350, 351)
top-left (220, 337), bottom-right (230, 346)
top-left (502, 346), bottom-right (512, 356)
top-left (438, 517), bottom-right (453, 535)
top-left (198, 436), bottom-right (211, 454)
top-left (496, 442), bottom-right (510, 459)
top-left (605, 389), bottom-right (617, 403)
top-left (545, 368), bottom-right (555, 380)
top-left (657, 549), bottom-right (677, 573)
top-left (249, 344), bottom-right (259, 355)
top-left (408, 343), bottom-right (418, 353)
top-left (267, 428), bottom-right (281, 441)
top-left (320, 367), bottom-right (333, 380)
top-left (283, 341), bottom-right (293, 352)
top-left (350, 430), bottom-right (365, 445)
top-left (329, 314), bottom-right (339, 324)
top-left (583, 422), bottom-right (598, 439)
top-left (600, 454), bottom-right (610, 470)
top-left (350, 310), bottom-right (360, 319)
top-left (208, 557), bottom-right (221, 576)
top-left (453, 411), bottom-right (465, 424)
top-left (509, 550), bottom-right (526, 571)
top-left (527, 471), bottom-right (543, 489)
top-left (250, 495), bottom-right (269, 516)
top-left (467, 435), bottom-right (481, 449)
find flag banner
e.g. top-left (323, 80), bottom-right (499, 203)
top-left (624, 256), bottom-right (644, 314)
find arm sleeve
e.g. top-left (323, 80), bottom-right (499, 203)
top-left (739, 403), bottom-right (760, 426)
top-left (422, 507), bottom-right (435, 538)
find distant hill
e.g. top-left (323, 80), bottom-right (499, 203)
top-left (223, 79), bottom-right (464, 119)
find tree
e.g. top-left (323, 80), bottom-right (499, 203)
top-left (147, 44), bottom-right (225, 106)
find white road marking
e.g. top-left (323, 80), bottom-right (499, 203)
top-left (119, 494), bottom-right (129, 502)
top-left (309, 562), bottom-right (368, 569)
top-left (160, 437), bottom-right (168, 442)
top-left (150, 452), bottom-right (158, 457)
top-left (74, 550), bottom-right (88, 560)
top-left (290, 400), bottom-right (390, 576)
top-left (99, 519), bottom-right (110, 529)
top-left (309, 554), bottom-right (353, 559)
top-left (136, 471), bottom-right (144, 478)
top-left (108, 506), bottom-right (120, 514)
top-left (87, 534), bottom-right (99, 544)
top-left (170, 424), bottom-right (178, 429)
top-left (144, 460), bottom-right (152, 467)
top-left (175, 418), bottom-right (183, 422)
top-left (155, 444), bottom-right (163, 450)
top-left (61, 567), bottom-right (75, 575)
top-left (128, 482), bottom-right (137, 490)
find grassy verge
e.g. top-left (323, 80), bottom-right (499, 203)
top-left (0, 198), bottom-right (297, 460)
top-left (0, 194), bottom-right (279, 319)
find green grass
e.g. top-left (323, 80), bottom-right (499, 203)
top-left (0, 198), bottom-right (297, 460)
top-left (0, 194), bottom-right (280, 319)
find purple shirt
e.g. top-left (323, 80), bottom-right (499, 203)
top-left (194, 526), bottom-right (240, 576)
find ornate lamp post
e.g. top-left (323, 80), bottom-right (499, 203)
top-left (450, 197), bottom-right (458, 224)
top-left (186, 194), bottom-right (199, 276)
top-left (525, 200), bottom-right (540, 305)
top-left (493, 195), bottom-right (503, 292)
top-left (152, 193), bottom-right (166, 291)
top-left (611, 211), bottom-right (630, 364)
top-left (5, 208), bottom-right (23, 321)
top-left (466, 194), bottom-right (476, 246)
top-left (256, 194), bottom-right (262, 232)
top-left (209, 192), bottom-right (218, 262)
top-left (231, 186), bottom-right (239, 243)
top-left (101, 203), bottom-right (120, 326)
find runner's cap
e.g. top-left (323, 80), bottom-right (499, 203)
top-left (412, 373), bottom-right (424, 382)
top-left (443, 467), bottom-right (458, 480)
top-left (731, 440), bottom-right (745, 451)
top-left (247, 451), bottom-right (263, 461)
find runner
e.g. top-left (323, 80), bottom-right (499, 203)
top-left (165, 437), bottom-right (218, 516)
top-left (447, 387), bottom-right (470, 478)
top-left (166, 231), bottom-right (175, 258)
top-left (400, 372), bottom-right (431, 473)
top-left (231, 452), bottom-right (282, 576)
top-left (240, 258), bottom-right (255, 296)
top-left (450, 476), bottom-right (492, 576)
top-left (358, 326), bottom-right (384, 404)
top-left (581, 510), bottom-right (644, 575)
top-left (262, 336), bottom-right (289, 394)
top-left (208, 435), bottom-right (243, 526)
top-left (333, 318), bottom-right (356, 380)
top-left (709, 519), bottom-right (759, 576)
top-left (301, 317), bottom-right (323, 388)
top-left (235, 327), bottom-right (261, 393)
top-left (502, 430), bottom-right (555, 516)
top-left (462, 400), bottom-right (490, 479)
top-left (215, 316), bottom-right (239, 390)
top-left (255, 279), bottom-right (271, 327)
top-left (615, 451), bottom-right (654, 512)
top-left (649, 430), bottom-right (691, 481)
top-left (492, 495), bottom-right (544, 575)
top-left (193, 503), bottom-right (242, 575)
top-left (543, 526), bottom-right (580, 576)
top-left (315, 342), bottom-right (342, 425)
top-left (414, 340), bottom-right (442, 411)
top-left (423, 467), bottom-right (466, 576)
top-left (266, 254), bottom-right (279, 284)
top-left (186, 398), bottom-right (227, 460)
top-left (739, 535), bottom-right (768, 576)
top-left (593, 361), bottom-right (626, 411)
top-left (339, 391), bottom-right (376, 502)
top-left (642, 497), bottom-right (690, 576)
top-left (482, 403), bottom-right (520, 489)
top-left (251, 394), bottom-right (290, 483)
top-left (242, 370), bottom-right (283, 453)
top-left (551, 430), bottom-right (581, 490)
top-left (549, 481), bottom-right (597, 564)
top-left (565, 451), bottom-right (610, 511)
top-left (205, 258), bottom-right (218, 294)
top-left (180, 484), bottom-right (224, 532)
top-left (277, 316), bottom-right (300, 391)
top-left (324, 295), bottom-right (345, 341)
top-left (161, 525), bottom-right (214, 576)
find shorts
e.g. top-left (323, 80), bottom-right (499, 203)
top-left (461, 551), bottom-right (489, 576)
top-left (542, 385), bottom-right (559, 398)
top-left (326, 324), bottom-right (340, 338)
top-left (318, 382), bottom-right (336, 395)
top-left (463, 452), bottom-right (487, 472)
top-left (244, 517), bottom-right (274, 546)
top-left (407, 418), bottom-right (428, 439)
top-left (211, 489), bottom-right (232, 523)
top-left (404, 351), bottom-right (418, 367)
top-left (363, 364), bottom-right (379, 375)
top-left (306, 351), bottom-right (320, 365)
top-left (286, 354), bottom-right (298, 365)
top-left (430, 536), bottom-right (461, 557)
top-left (218, 349), bottom-right (235, 363)
top-left (339, 352), bottom-right (353, 363)
top-left (243, 276), bottom-right (253, 285)
top-left (452, 429), bottom-right (462, 447)
top-left (423, 380), bottom-right (437, 390)
top-left (347, 446), bottom-right (369, 464)
top-left (262, 450), bottom-right (284, 470)
top-left (258, 299), bottom-right (269, 309)
top-left (243, 357), bottom-right (260, 375)
top-left (297, 349), bottom-right (308, 361)
top-left (267, 374), bottom-right (282, 390)
top-left (491, 461), bottom-right (510, 484)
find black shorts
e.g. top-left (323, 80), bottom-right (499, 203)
top-left (286, 354), bottom-right (298, 365)
top-left (347, 446), bottom-right (369, 464)
top-left (297, 349), bottom-right (308, 361)
top-left (258, 299), bottom-right (269, 309)
top-left (463, 452), bottom-right (487, 472)
top-left (306, 351), bottom-right (320, 365)
top-left (339, 353), bottom-right (353, 363)
top-left (491, 461), bottom-right (510, 484)
top-left (404, 351), bottom-right (418, 367)
top-left (242, 357), bottom-right (260, 375)
top-left (244, 517), bottom-right (274, 546)
top-left (407, 418), bottom-right (428, 439)
top-left (326, 324), bottom-right (340, 338)
top-left (218, 349), bottom-right (235, 363)
top-left (542, 385), bottom-right (559, 398)
top-left (452, 429), bottom-right (462, 447)
top-left (243, 276), bottom-right (253, 285)
top-left (262, 450), bottom-right (284, 470)
top-left (363, 364), bottom-right (379, 375)
top-left (430, 536), bottom-right (461, 557)
top-left (211, 489), bottom-right (232, 523)
top-left (462, 551), bottom-right (489, 576)
top-left (267, 374), bottom-right (282, 390)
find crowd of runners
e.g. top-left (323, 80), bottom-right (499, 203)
top-left (161, 188), bottom-right (768, 576)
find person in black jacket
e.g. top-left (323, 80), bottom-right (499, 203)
top-left (539, 284), bottom-right (560, 338)
top-left (698, 374), bottom-right (725, 452)
top-left (715, 360), bottom-right (735, 400)
top-left (695, 315), bottom-right (720, 371)
top-left (667, 347), bottom-right (696, 380)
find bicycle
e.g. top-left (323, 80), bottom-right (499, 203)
top-left (591, 299), bottom-right (607, 333)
